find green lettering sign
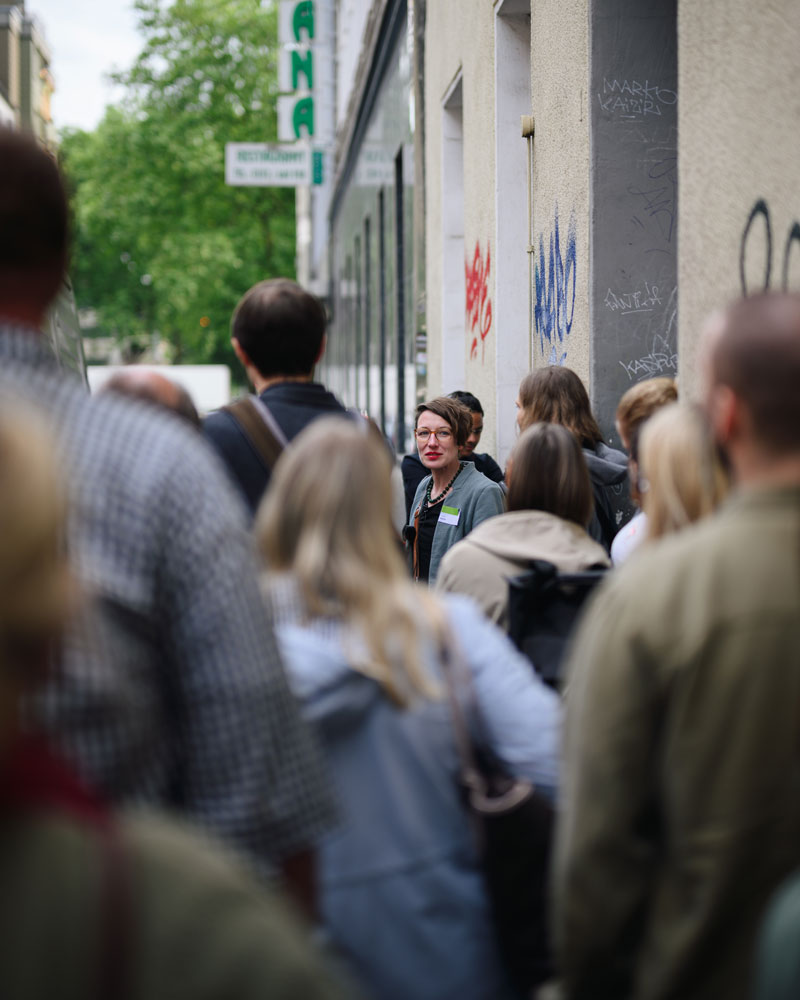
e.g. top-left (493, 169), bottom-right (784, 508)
top-left (293, 96), bottom-right (314, 138)
top-left (312, 150), bottom-right (323, 185)
top-left (293, 1), bottom-right (314, 42)
top-left (291, 48), bottom-right (313, 90)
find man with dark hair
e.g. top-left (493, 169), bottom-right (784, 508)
top-left (204, 278), bottom-right (349, 513)
top-left (0, 129), bottom-right (334, 911)
top-left (555, 293), bottom-right (800, 1000)
top-left (401, 389), bottom-right (504, 518)
top-left (448, 390), bottom-right (505, 482)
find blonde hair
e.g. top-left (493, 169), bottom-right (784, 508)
top-left (640, 403), bottom-right (729, 541)
top-left (256, 419), bottom-right (439, 707)
top-left (615, 377), bottom-right (678, 449)
top-left (0, 405), bottom-right (71, 684)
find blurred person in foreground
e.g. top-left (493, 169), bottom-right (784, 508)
top-left (0, 407), bottom-right (347, 1000)
top-left (406, 396), bottom-right (505, 584)
top-left (637, 402), bottom-right (729, 543)
top-left (401, 390), bottom-right (503, 517)
top-left (436, 423), bottom-right (609, 629)
top-left (554, 293), bottom-right (800, 1000)
top-left (0, 127), bottom-right (334, 910)
top-left (753, 869), bottom-right (800, 1000)
top-left (517, 366), bottom-right (632, 550)
top-left (99, 368), bottom-right (201, 428)
top-left (610, 377), bottom-right (678, 564)
top-left (257, 418), bottom-right (561, 1000)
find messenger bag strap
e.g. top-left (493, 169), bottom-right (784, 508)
top-left (223, 396), bottom-right (288, 473)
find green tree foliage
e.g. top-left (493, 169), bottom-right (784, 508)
top-left (61, 0), bottom-right (295, 363)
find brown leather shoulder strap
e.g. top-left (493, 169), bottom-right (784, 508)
top-left (223, 397), bottom-right (285, 472)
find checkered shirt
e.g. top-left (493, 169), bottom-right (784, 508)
top-left (1, 325), bottom-right (336, 875)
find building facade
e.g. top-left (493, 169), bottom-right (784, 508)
top-left (0, 3), bottom-right (56, 147)
top-left (317, 0), bottom-right (419, 453)
top-left (311, 0), bottom-right (800, 466)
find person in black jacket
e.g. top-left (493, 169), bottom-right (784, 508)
top-left (204, 279), bottom-right (350, 515)
top-left (517, 367), bottom-right (633, 550)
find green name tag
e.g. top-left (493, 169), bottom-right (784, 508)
top-left (438, 505), bottom-right (460, 526)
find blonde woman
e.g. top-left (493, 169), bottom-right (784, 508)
top-left (639, 402), bottom-right (730, 541)
top-left (610, 377), bottom-right (678, 564)
top-left (257, 418), bottom-right (560, 1000)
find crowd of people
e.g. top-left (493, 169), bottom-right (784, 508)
top-left (2, 127), bottom-right (800, 1000)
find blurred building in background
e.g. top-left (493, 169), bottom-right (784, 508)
top-left (0, 2), bottom-right (56, 147)
top-left (313, 0), bottom-right (420, 454)
top-left (307, 0), bottom-right (800, 469)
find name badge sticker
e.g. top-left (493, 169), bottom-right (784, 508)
top-left (438, 505), bottom-right (460, 526)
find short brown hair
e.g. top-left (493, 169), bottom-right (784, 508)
top-left (0, 128), bottom-right (68, 308)
top-left (232, 278), bottom-right (327, 378)
top-left (415, 397), bottom-right (472, 448)
top-left (711, 293), bottom-right (800, 457)
top-left (616, 377), bottom-right (678, 449)
top-left (508, 422), bottom-right (593, 527)
top-left (518, 367), bottom-right (603, 447)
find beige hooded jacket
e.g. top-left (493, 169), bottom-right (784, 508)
top-left (435, 509), bottom-right (610, 630)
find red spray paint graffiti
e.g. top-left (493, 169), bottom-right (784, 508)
top-left (465, 241), bottom-right (492, 362)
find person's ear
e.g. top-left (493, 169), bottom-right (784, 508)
top-left (231, 337), bottom-right (251, 369)
top-left (313, 334), bottom-right (327, 366)
top-left (707, 383), bottom-right (738, 447)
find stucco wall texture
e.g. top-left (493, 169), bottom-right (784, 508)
top-left (530, 0), bottom-right (590, 386)
top-left (425, 0), bottom-right (591, 464)
top-left (678, 0), bottom-right (800, 396)
top-left (424, 0), bottom-right (497, 443)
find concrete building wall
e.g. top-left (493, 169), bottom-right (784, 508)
top-left (321, 2), bottom-right (416, 450)
top-left (424, 0), bottom-right (496, 429)
top-left (0, 5), bottom-right (21, 117)
top-left (425, 0), bottom-right (591, 466)
top-left (528, 0), bottom-right (590, 431)
top-left (335, 0), bottom-right (376, 127)
top-left (678, 0), bottom-right (800, 396)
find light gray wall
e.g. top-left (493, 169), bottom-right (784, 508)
top-left (425, 0), bottom-right (591, 466)
top-left (678, 0), bottom-right (800, 397)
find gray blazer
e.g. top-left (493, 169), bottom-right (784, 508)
top-left (409, 462), bottom-right (505, 584)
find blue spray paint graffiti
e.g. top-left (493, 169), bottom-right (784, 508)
top-left (534, 207), bottom-right (577, 365)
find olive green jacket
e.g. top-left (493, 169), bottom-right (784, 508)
top-left (0, 811), bottom-right (350, 1000)
top-left (554, 486), bottom-right (800, 1000)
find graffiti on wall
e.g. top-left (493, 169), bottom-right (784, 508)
top-left (465, 241), bottom-right (492, 363)
top-left (740, 198), bottom-right (800, 296)
top-left (534, 206), bottom-right (577, 366)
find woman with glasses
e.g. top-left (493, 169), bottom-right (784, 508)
top-left (407, 396), bottom-right (505, 584)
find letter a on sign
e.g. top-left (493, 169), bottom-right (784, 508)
top-left (294, 1), bottom-right (314, 42)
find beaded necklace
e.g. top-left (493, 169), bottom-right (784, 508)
top-left (421, 461), bottom-right (465, 518)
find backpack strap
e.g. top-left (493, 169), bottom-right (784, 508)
top-left (223, 396), bottom-right (288, 473)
